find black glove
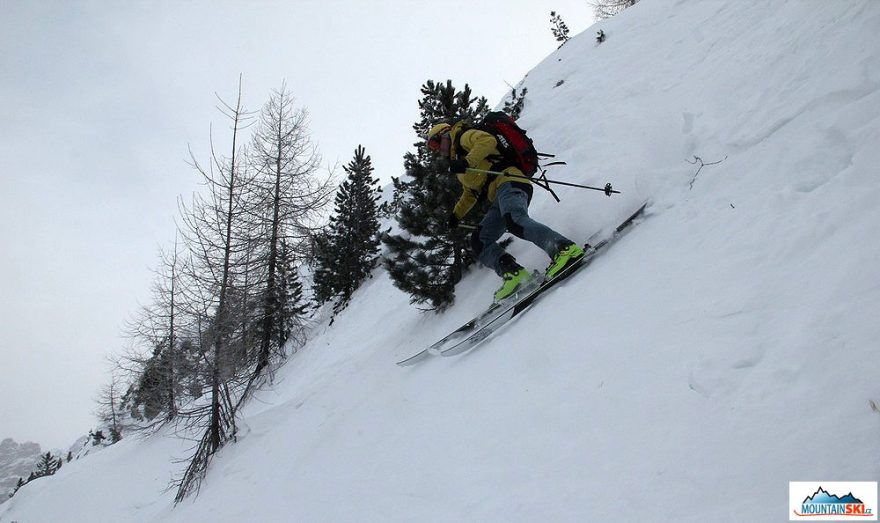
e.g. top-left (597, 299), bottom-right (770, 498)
top-left (447, 159), bottom-right (469, 174)
top-left (447, 213), bottom-right (459, 230)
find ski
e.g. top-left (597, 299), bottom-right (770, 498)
top-left (436, 247), bottom-right (594, 357)
top-left (439, 201), bottom-right (647, 358)
top-left (396, 201), bottom-right (648, 366)
top-left (394, 273), bottom-right (542, 366)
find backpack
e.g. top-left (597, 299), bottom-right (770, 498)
top-left (475, 111), bottom-right (540, 177)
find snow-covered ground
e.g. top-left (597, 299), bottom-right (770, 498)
top-left (4, 0), bottom-right (880, 521)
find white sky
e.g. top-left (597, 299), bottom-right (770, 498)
top-left (0, 0), bottom-right (594, 449)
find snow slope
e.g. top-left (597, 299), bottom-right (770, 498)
top-left (4, 0), bottom-right (880, 521)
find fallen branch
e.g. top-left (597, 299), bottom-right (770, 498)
top-left (686, 154), bottom-right (728, 190)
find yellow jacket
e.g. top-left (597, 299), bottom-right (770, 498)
top-left (449, 121), bottom-right (531, 220)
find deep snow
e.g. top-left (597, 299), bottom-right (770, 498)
top-left (4, 0), bottom-right (880, 521)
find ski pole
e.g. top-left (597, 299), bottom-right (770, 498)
top-left (464, 167), bottom-right (620, 196)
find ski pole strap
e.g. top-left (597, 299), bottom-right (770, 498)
top-left (463, 168), bottom-right (621, 196)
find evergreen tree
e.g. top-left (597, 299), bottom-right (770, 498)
top-left (313, 145), bottom-right (383, 314)
top-left (91, 430), bottom-right (106, 446)
top-left (34, 451), bottom-right (59, 478)
top-left (503, 86), bottom-right (528, 120)
top-left (311, 229), bottom-right (337, 306)
top-left (382, 80), bottom-right (489, 310)
top-left (132, 349), bottom-right (175, 420)
top-left (11, 477), bottom-right (25, 498)
top-left (550, 11), bottom-right (571, 47)
top-left (275, 239), bottom-right (310, 349)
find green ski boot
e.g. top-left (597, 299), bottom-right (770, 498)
top-left (494, 268), bottom-right (532, 302)
top-left (545, 243), bottom-right (586, 280)
top-left (494, 254), bottom-right (532, 302)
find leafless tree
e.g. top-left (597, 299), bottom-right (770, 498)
top-left (121, 235), bottom-right (196, 427)
top-left (589, 0), bottom-right (639, 20)
top-left (243, 83), bottom-right (332, 385)
top-left (94, 373), bottom-right (125, 443)
top-left (174, 76), bottom-right (256, 502)
top-left (108, 80), bottom-right (331, 504)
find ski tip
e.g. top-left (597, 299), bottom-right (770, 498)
top-left (396, 349), bottom-right (431, 367)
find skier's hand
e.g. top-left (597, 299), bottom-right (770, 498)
top-left (447, 159), bottom-right (469, 174)
top-left (447, 213), bottom-right (459, 230)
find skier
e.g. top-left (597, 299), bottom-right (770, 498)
top-left (426, 121), bottom-right (585, 301)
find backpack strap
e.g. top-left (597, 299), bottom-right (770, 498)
top-left (451, 124), bottom-right (470, 160)
top-left (453, 125), bottom-right (506, 170)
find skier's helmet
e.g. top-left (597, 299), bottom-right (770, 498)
top-left (426, 123), bottom-right (452, 153)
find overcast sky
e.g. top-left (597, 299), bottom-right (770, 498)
top-left (0, 0), bottom-right (594, 449)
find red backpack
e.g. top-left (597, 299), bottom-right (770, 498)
top-left (476, 112), bottom-right (540, 177)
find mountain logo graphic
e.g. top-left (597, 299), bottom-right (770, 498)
top-left (804, 488), bottom-right (864, 506)
top-left (795, 486), bottom-right (874, 518)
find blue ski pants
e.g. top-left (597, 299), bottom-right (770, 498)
top-left (473, 183), bottom-right (572, 276)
